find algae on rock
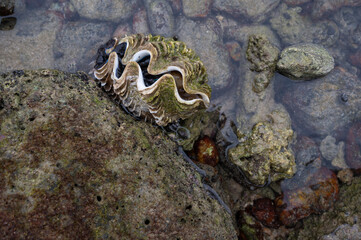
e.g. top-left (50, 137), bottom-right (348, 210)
top-left (0, 69), bottom-right (237, 240)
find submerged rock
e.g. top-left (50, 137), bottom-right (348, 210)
top-left (0, 70), bottom-right (238, 240)
top-left (70, 0), bottom-right (139, 22)
top-left (146, 0), bottom-right (174, 37)
top-left (288, 176), bottom-right (361, 239)
top-left (276, 167), bottom-right (339, 227)
top-left (228, 110), bottom-right (295, 186)
top-left (0, 10), bottom-right (61, 72)
top-left (224, 35), bottom-right (295, 186)
top-left (281, 67), bottom-right (361, 137)
top-left (277, 43), bottom-right (334, 80)
top-left (182, 0), bottom-right (212, 18)
top-left (53, 21), bottom-right (112, 72)
top-left (176, 16), bottom-right (233, 90)
top-left (212, 0), bottom-right (280, 22)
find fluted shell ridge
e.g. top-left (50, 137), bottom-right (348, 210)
top-left (93, 33), bottom-right (211, 126)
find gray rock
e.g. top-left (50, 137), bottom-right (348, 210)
top-left (146, 0), bottom-right (174, 37)
top-left (281, 67), bottom-right (361, 137)
top-left (182, 0), bottom-right (212, 18)
top-left (70, 0), bottom-right (139, 22)
top-left (277, 43), bottom-right (335, 80)
top-left (270, 4), bottom-right (340, 46)
top-left (213, 0), bottom-right (280, 22)
top-left (311, 0), bottom-right (361, 19)
top-left (132, 7), bottom-right (150, 34)
top-left (224, 24), bottom-right (281, 48)
top-left (0, 10), bottom-right (61, 72)
top-left (176, 16), bottom-right (233, 90)
top-left (320, 136), bottom-right (348, 169)
top-left (53, 21), bottom-right (112, 72)
top-left (0, 69), bottom-right (238, 240)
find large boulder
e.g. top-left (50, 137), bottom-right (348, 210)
top-left (0, 70), bottom-right (237, 239)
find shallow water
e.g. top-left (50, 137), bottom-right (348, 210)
top-left (1, 0), bottom-right (361, 238)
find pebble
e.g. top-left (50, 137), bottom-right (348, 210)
top-left (337, 168), bottom-right (353, 185)
top-left (225, 41), bottom-right (242, 61)
top-left (146, 0), bottom-right (174, 37)
top-left (70, 0), bottom-right (139, 22)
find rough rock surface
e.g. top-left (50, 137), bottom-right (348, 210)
top-left (277, 43), bottom-right (334, 80)
top-left (70, 0), bottom-right (139, 22)
top-left (0, 70), bottom-right (238, 240)
top-left (182, 0), bottom-right (212, 18)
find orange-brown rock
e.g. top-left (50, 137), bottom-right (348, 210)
top-left (275, 167), bottom-right (339, 226)
top-left (194, 136), bottom-right (219, 167)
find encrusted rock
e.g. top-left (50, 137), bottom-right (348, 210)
top-left (277, 43), bottom-right (334, 80)
top-left (228, 110), bottom-right (295, 186)
top-left (70, 0), bottom-right (139, 22)
top-left (246, 35), bottom-right (279, 92)
top-left (0, 70), bottom-right (238, 240)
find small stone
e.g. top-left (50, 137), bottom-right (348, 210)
top-left (249, 198), bottom-right (281, 228)
top-left (146, 0), bottom-right (174, 37)
top-left (194, 136), bottom-right (219, 167)
top-left (113, 23), bottom-right (132, 38)
top-left (70, 0), bottom-right (139, 22)
top-left (0, 0), bottom-right (14, 16)
top-left (277, 43), bottom-right (334, 80)
top-left (349, 50), bottom-right (361, 68)
top-left (0, 17), bottom-right (16, 31)
top-left (337, 168), bottom-right (353, 185)
top-left (320, 136), bottom-right (339, 162)
top-left (225, 41), bottom-right (242, 61)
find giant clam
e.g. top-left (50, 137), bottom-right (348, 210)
top-left (93, 34), bottom-right (211, 126)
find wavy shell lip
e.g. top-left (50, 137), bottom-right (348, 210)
top-left (93, 34), bottom-right (211, 126)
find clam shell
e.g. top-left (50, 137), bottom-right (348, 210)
top-left (93, 34), bottom-right (211, 126)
